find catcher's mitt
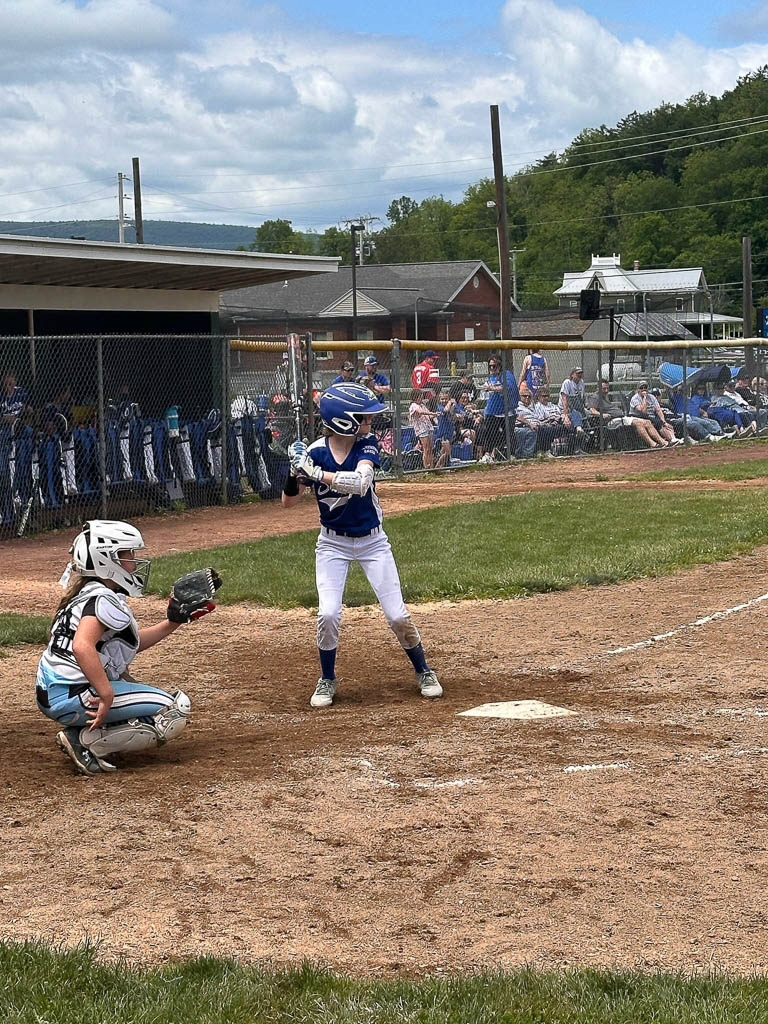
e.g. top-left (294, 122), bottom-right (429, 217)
top-left (167, 567), bottom-right (223, 623)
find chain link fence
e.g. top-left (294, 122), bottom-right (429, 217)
top-left (2, 333), bottom-right (766, 539)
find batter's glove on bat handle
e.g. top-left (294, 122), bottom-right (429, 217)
top-left (167, 567), bottom-right (223, 624)
top-left (288, 440), bottom-right (308, 477)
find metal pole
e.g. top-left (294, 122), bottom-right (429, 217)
top-left (96, 336), bottom-right (108, 518)
top-left (743, 235), bottom-right (755, 376)
top-left (350, 223), bottom-right (363, 343)
top-left (305, 332), bottom-right (315, 443)
top-left (500, 348), bottom-right (513, 460)
top-left (642, 292), bottom-right (650, 374)
top-left (490, 106), bottom-right (512, 340)
top-left (597, 351), bottom-right (605, 453)
top-left (117, 173), bottom-right (126, 244)
top-left (682, 346), bottom-right (689, 446)
top-left (220, 333), bottom-right (229, 506)
top-left (132, 157), bottom-right (144, 244)
top-left (392, 339), bottom-right (404, 476)
top-left (27, 309), bottom-right (36, 383)
top-left (414, 297), bottom-right (419, 341)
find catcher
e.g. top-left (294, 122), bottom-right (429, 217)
top-left (35, 519), bottom-right (221, 776)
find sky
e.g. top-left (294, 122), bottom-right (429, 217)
top-left (1, 0), bottom-right (768, 235)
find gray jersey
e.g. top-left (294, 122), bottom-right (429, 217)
top-left (38, 580), bottom-right (139, 686)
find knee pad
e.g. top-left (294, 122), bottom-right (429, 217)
top-left (153, 689), bottom-right (191, 744)
top-left (389, 615), bottom-right (420, 650)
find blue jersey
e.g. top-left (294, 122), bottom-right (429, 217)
top-left (434, 404), bottom-right (455, 440)
top-left (485, 371), bottom-right (519, 416)
top-left (307, 434), bottom-right (382, 534)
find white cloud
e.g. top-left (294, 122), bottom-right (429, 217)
top-left (1, 0), bottom-right (768, 232)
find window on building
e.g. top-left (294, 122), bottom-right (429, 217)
top-left (464, 327), bottom-right (475, 342)
top-left (616, 298), bottom-right (625, 312)
top-left (676, 297), bottom-right (685, 312)
top-left (310, 330), bottom-right (333, 360)
top-left (570, 300), bottom-right (578, 308)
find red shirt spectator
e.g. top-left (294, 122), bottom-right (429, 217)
top-left (412, 350), bottom-right (440, 390)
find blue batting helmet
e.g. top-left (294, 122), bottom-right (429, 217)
top-left (319, 383), bottom-right (387, 436)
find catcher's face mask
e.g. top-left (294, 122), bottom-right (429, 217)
top-left (117, 548), bottom-right (152, 595)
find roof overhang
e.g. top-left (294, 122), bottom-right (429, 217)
top-left (0, 234), bottom-right (339, 298)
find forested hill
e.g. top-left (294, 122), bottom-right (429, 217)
top-left (0, 220), bottom-right (259, 250)
top-left (367, 67), bottom-right (768, 313)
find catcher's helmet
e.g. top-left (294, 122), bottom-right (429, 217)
top-left (319, 383), bottom-right (387, 436)
top-left (70, 520), bottom-right (150, 596)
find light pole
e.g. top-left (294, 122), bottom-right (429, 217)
top-left (350, 223), bottom-right (364, 342)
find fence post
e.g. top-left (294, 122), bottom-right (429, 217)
top-left (597, 349), bottom-right (605, 453)
top-left (392, 338), bottom-right (404, 476)
top-left (96, 335), bottom-right (108, 519)
top-left (220, 333), bottom-right (229, 506)
top-left (305, 332), bottom-right (315, 443)
top-left (500, 347), bottom-right (513, 460)
top-left (681, 347), bottom-right (689, 446)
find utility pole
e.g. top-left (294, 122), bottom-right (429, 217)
top-left (743, 235), bottom-right (755, 374)
top-left (350, 223), bottom-right (364, 342)
top-left (490, 105), bottom-right (512, 338)
top-left (510, 248), bottom-right (525, 307)
top-left (132, 157), bottom-right (144, 244)
top-left (117, 172), bottom-right (132, 244)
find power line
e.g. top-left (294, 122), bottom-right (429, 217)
top-left (0, 178), bottom-right (113, 201)
top-left (0, 190), bottom-right (117, 220)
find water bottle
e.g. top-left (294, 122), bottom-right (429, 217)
top-left (165, 405), bottom-right (180, 438)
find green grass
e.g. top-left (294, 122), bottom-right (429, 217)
top-left (0, 941), bottom-right (765, 1024)
top-left (147, 488), bottom-right (768, 608)
top-left (0, 612), bottom-right (49, 656)
top-left (628, 457), bottom-right (768, 483)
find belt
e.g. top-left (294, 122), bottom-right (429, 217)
top-left (322, 525), bottom-right (381, 539)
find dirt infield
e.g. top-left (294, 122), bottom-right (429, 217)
top-left (2, 448), bottom-right (768, 974)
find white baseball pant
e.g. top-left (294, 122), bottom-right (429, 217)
top-left (315, 526), bottom-right (421, 651)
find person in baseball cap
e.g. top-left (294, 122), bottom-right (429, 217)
top-left (358, 354), bottom-right (391, 397)
top-left (412, 350), bottom-right (440, 391)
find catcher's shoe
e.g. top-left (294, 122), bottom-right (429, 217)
top-left (56, 727), bottom-right (116, 776)
top-left (417, 670), bottom-right (443, 699)
top-left (310, 677), bottom-right (337, 709)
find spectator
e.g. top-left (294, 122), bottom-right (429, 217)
top-left (408, 388), bottom-right (438, 469)
top-left (669, 385), bottom-right (727, 443)
top-left (589, 381), bottom-right (669, 448)
top-left (751, 377), bottom-right (768, 409)
top-left (512, 385), bottom-right (542, 459)
top-left (558, 367), bottom-right (588, 435)
top-left (476, 355), bottom-right (520, 461)
top-left (454, 390), bottom-right (480, 444)
top-left (519, 347), bottom-right (550, 393)
top-left (449, 370), bottom-right (478, 404)
top-left (357, 356), bottom-right (391, 398)
top-left (723, 378), bottom-right (765, 428)
top-left (709, 384), bottom-right (758, 435)
top-left (0, 370), bottom-right (31, 428)
top-left (412, 350), bottom-right (441, 392)
top-left (332, 362), bottom-right (356, 385)
top-left (629, 382), bottom-right (682, 445)
top-left (431, 388), bottom-right (455, 468)
top-left (531, 385), bottom-right (577, 453)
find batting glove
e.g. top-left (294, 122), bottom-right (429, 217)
top-left (296, 454), bottom-right (324, 483)
top-left (288, 440), bottom-right (308, 476)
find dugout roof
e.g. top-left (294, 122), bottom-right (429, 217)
top-left (0, 235), bottom-right (338, 295)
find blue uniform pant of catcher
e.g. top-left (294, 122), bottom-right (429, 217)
top-left (37, 677), bottom-right (175, 728)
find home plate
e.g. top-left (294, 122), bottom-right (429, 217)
top-left (458, 700), bottom-right (577, 720)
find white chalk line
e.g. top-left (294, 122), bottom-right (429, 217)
top-left (604, 589), bottom-right (768, 657)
